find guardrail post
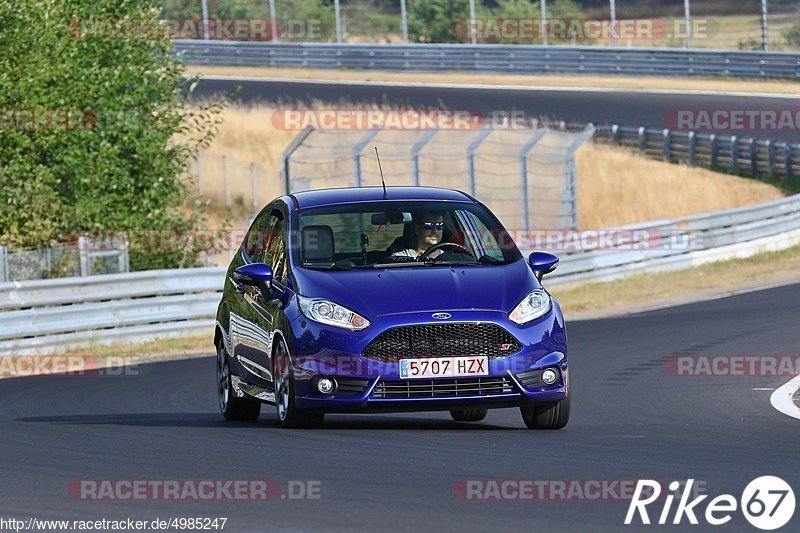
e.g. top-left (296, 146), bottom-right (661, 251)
top-left (0, 246), bottom-right (7, 282)
top-left (749, 139), bottom-right (758, 177)
top-left (519, 130), bottom-right (548, 232)
top-left (766, 141), bottom-right (775, 179)
top-left (281, 126), bottom-right (315, 194)
top-left (466, 128), bottom-right (493, 197)
top-left (688, 131), bottom-right (696, 166)
top-left (611, 124), bottom-right (620, 145)
top-left (250, 163), bottom-right (258, 213)
top-left (784, 143), bottom-right (793, 180)
top-left (638, 126), bottom-right (646, 154)
top-left (119, 233), bottom-right (129, 274)
top-left (662, 129), bottom-right (671, 162)
top-left (709, 134), bottom-right (718, 169)
top-left (79, 236), bottom-right (90, 277)
top-left (411, 130), bottom-right (437, 186)
top-left (352, 128), bottom-right (381, 188)
top-left (731, 136), bottom-right (739, 174)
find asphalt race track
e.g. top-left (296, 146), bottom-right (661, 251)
top-left (1, 283), bottom-right (798, 532)
top-left (193, 77), bottom-right (800, 144)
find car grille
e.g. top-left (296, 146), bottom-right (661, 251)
top-left (372, 377), bottom-right (515, 399)
top-left (361, 323), bottom-right (522, 362)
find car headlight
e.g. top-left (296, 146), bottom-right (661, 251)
top-left (297, 295), bottom-right (370, 331)
top-left (509, 289), bottom-right (552, 325)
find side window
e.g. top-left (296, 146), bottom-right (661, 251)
top-left (244, 210), bottom-right (270, 260)
top-left (260, 212), bottom-right (288, 284)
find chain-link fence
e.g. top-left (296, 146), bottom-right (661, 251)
top-left (281, 126), bottom-right (594, 231)
top-left (186, 153), bottom-right (278, 214)
top-left (0, 235), bottom-right (129, 282)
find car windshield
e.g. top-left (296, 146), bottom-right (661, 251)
top-left (294, 201), bottom-right (520, 269)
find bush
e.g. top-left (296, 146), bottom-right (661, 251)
top-left (408, 0), bottom-right (587, 44)
top-left (0, 0), bottom-right (221, 270)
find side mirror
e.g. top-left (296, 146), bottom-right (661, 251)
top-left (233, 262), bottom-right (274, 286)
top-left (528, 252), bottom-right (559, 281)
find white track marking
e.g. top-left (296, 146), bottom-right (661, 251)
top-left (770, 374), bottom-right (800, 420)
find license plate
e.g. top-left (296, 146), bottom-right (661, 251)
top-left (399, 356), bottom-right (489, 379)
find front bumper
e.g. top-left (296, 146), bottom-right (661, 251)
top-left (286, 308), bottom-right (569, 413)
top-left (291, 352), bottom-right (568, 413)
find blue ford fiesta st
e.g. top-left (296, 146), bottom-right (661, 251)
top-left (214, 186), bottom-right (569, 429)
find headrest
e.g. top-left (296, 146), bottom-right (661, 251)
top-left (301, 225), bottom-right (335, 263)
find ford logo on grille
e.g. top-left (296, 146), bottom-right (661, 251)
top-left (431, 313), bottom-right (452, 320)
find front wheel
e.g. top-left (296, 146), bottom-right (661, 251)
top-left (217, 341), bottom-right (260, 421)
top-left (520, 396), bottom-right (570, 430)
top-left (273, 342), bottom-right (325, 429)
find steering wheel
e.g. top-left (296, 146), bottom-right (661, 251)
top-left (417, 242), bottom-right (472, 262)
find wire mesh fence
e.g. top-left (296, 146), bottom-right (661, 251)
top-left (282, 126), bottom-right (595, 231)
top-left (0, 235), bottom-right (129, 282)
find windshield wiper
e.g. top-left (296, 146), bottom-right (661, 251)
top-left (422, 260), bottom-right (481, 266)
top-left (302, 264), bottom-right (353, 271)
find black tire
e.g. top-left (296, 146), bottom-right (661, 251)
top-left (217, 341), bottom-right (261, 421)
top-left (520, 396), bottom-right (570, 430)
top-left (450, 408), bottom-right (488, 422)
top-left (273, 342), bottom-right (325, 429)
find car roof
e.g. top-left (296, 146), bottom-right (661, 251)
top-left (290, 186), bottom-right (474, 209)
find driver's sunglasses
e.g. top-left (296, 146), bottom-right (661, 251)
top-left (423, 222), bottom-right (445, 230)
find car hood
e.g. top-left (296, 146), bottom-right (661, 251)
top-left (292, 259), bottom-right (538, 318)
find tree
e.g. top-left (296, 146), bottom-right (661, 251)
top-left (0, 0), bottom-right (221, 270)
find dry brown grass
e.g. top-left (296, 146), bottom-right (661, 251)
top-left (575, 143), bottom-right (785, 228)
top-left (187, 65), bottom-right (800, 96)
top-left (184, 104), bottom-right (786, 236)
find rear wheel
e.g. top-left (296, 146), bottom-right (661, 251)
top-left (449, 408), bottom-right (488, 422)
top-left (217, 341), bottom-right (260, 421)
top-left (520, 396), bottom-right (570, 430)
top-left (273, 342), bottom-right (325, 429)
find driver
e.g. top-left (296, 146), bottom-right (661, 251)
top-left (390, 211), bottom-right (445, 259)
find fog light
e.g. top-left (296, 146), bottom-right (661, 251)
top-left (541, 368), bottom-right (559, 385)
top-left (317, 378), bottom-right (336, 395)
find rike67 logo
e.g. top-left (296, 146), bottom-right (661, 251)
top-left (625, 477), bottom-right (795, 530)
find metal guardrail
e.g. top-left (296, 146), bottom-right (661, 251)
top-left (590, 123), bottom-right (800, 180)
top-left (172, 41), bottom-right (800, 80)
top-left (538, 193), bottom-right (800, 286)
top-left (0, 268), bottom-right (225, 353)
top-left (3, 192), bottom-right (800, 353)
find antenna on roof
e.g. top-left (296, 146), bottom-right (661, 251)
top-left (375, 146), bottom-right (388, 200)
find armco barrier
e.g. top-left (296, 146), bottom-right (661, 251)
top-left (0, 267), bottom-right (225, 354)
top-left (171, 41), bottom-right (800, 80)
top-left (2, 193), bottom-right (800, 353)
top-left (591, 123), bottom-right (800, 180)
